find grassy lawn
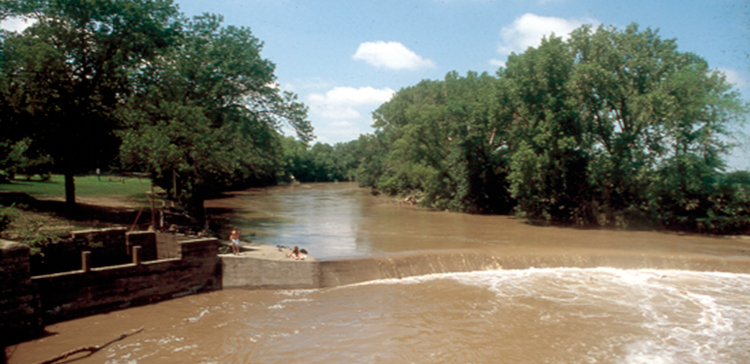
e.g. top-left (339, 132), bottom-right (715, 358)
top-left (0, 174), bottom-right (159, 201)
top-left (1, 175), bottom-right (167, 249)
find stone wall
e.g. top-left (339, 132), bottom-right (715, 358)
top-left (155, 232), bottom-right (188, 259)
top-left (0, 240), bottom-right (42, 346)
top-left (32, 238), bottom-right (221, 324)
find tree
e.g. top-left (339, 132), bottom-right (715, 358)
top-left (366, 71), bottom-right (513, 213)
top-left (0, 0), bottom-right (180, 207)
top-left (504, 34), bottom-right (592, 224)
top-left (355, 23), bottom-right (747, 233)
top-left (119, 14), bottom-right (312, 222)
top-left (567, 24), bottom-right (746, 228)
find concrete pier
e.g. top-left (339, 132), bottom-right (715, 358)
top-left (221, 245), bottom-right (319, 289)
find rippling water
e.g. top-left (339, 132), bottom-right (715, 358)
top-left (7, 183), bottom-right (750, 363)
top-left (207, 183), bottom-right (750, 260)
top-left (9, 268), bottom-right (750, 364)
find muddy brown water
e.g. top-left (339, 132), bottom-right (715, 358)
top-left (7, 183), bottom-right (750, 364)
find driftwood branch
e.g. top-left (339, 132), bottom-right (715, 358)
top-left (35, 327), bottom-right (145, 364)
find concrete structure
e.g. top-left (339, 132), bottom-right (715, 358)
top-left (0, 241), bottom-right (42, 346)
top-left (222, 245), bottom-right (503, 289)
top-left (222, 245), bottom-right (318, 289)
top-left (0, 236), bottom-right (220, 346)
top-left (4, 230), bottom-right (750, 347)
top-left (33, 238), bottom-right (220, 325)
top-left (31, 228), bottom-right (158, 275)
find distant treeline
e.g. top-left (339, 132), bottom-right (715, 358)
top-left (319, 24), bottom-right (750, 234)
top-left (280, 137), bottom-right (360, 183)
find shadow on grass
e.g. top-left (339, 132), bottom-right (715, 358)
top-left (2, 191), bottom-right (144, 227)
top-left (2, 190), bottom-right (241, 231)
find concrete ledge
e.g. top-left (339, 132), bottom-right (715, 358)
top-left (222, 245), bottom-right (750, 290)
top-left (222, 245), bottom-right (318, 289)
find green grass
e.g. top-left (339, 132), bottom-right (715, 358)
top-left (0, 174), bottom-right (158, 200)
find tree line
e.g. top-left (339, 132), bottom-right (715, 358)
top-left (2, 2), bottom-right (748, 234)
top-left (352, 24), bottom-right (750, 234)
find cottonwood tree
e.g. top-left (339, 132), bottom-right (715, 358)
top-left (355, 23), bottom-right (747, 232)
top-left (567, 24), bottom-right (746, 228)
top-left (119, 14), bottom-right (312, 222)
top-left (0, 0), bottom-right (180, 207)
top-left (367, 71), bottom-right (513, 213)
top-left (503, 34), bottom-right (590, 224)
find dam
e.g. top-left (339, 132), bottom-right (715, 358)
top-left (5, 183), bottom-right (750, 364)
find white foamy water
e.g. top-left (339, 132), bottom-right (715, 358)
top-left (9, 268), bottom-right (750, 364)
top-left (359, 268), bottom-right (750, 364)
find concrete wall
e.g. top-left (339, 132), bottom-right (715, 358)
top-left (222, 247), bottom-right (750, 290)
top-left (32, 228), bottom-right (158, 275)
top-left (0, 240), bottom-right (42, 346)
top-left (221, 250), bottom-right (504, 290)
top-left (126, 231), bottom-right (157, 262)
top-left (32, 238), bottom-right (221, 324)
top-left (223, 255), bottom-right (319, 289)
top-left (317, 251), bottom-right (504, 288)
top-left (155, 232), bottom-right (189, 259)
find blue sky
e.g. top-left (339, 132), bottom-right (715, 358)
top-left (173, 0), bottom-right (749, 168)
top-left (3, 0), bottom-right (749, 168)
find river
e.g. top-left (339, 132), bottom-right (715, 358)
top-left (6, 183), bottom-right (750, 364)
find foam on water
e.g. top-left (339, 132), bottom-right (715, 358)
top-left (11, 267), bottom-right (750, 364)
top-left (352, 268), bottom-right (750, 364)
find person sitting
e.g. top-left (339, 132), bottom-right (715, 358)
top-left (287, 245), bottom-right (307, 260)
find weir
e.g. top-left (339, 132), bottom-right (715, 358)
top-left (3, 232), bottom-right (750, 347)
top-left (221, 244), bottom-right (750, 290)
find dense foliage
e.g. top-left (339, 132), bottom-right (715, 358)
top-left (281, 137), bottom-right (361, 183)
top-left (1, 0), bottom-right (181, 206)
top-left (356, 24), bottom-right (749, 234)
top-left (118, 14), bottom-right (311, 219)
top-left (1, 1), bottom-right (312, 221)
top-left (2, 3), bottom-right (748, 235)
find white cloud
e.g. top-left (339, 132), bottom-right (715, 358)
top-left (497, 13), bottom-right (597, 57)
top-left (312, 104), bottom-right (362, 120)
top-left (0, 17), bottom-right (35, 32)
top-left (353, 41), bottom-right (436, 70)
top-left (313, 120), bottom-right (367, 144)
top-left (308, 86), bottom-right (394, 120)
top-left (309, 86), bottom-right (395, 106)
top-left (306, 86), bottom-right (396, 143)
top-left (489, 58), bottom-right (506, 68)
top-left (715, 67), bottom-right (748, 89)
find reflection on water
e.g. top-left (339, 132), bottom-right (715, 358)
top-left (209, 183), bottom-right (750, 260)
top-left (8, 269), bottom-right (750, 364)
top-left (7, 183), bottom-right (750, 364)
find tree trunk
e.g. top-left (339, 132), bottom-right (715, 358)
top-left (188, 196), bottom-right (206, 226)
top-left (64, 172), bottom-right (76, 208)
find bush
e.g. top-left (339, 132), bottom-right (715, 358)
top-left (0, 205), bottom-right (20, 232)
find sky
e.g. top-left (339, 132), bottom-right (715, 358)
top-left (2, 0), bottom-right (749, 168)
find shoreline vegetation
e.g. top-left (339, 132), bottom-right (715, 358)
top-left (1, 176), bottom-right (747, 260)
top-left (1, 0), bottom-right (748, 241)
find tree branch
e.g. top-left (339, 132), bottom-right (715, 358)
top-left (34, 327), bottom-right (145, 364)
